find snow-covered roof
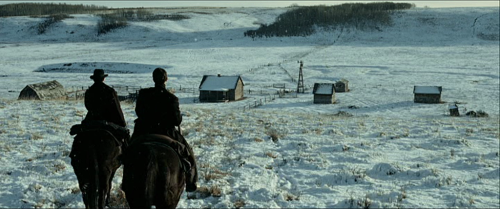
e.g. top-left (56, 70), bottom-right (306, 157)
top-left (199, 75), bottom-right (242, 91)
top-left (414, 86), bottom-right (442, 94)
top-left (333, 78), bottom-right (349, 83)
top-left (313, 83), bottom-right (335, 95)
top-left (19, 80), bottom-right (66, 100)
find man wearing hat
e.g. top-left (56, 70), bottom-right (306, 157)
top-left (83, 69), bottom-right (127, 135)
top-left (132, 67), bottom-right (198, 192)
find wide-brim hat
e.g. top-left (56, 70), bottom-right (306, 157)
top-left (90, 69), bottom-right (108, 80)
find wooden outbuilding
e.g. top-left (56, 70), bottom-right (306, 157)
top-left (449, 103), bottom-right (459, 116)
top-left (199, 74), bottom-right (244, 102)
top-left (312, 83), bottom-right (335, 104)
top-left (18, 80), bottom-right (66, 100)
top-left (413, 86), bottom-right (442, 103)
top-left (334, 79), bottom-right (349, 92)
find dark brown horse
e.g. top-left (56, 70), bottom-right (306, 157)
top-left (121, 134), bottom-right (186, 209)
top-left (70, 129), bottom-right (122, 209)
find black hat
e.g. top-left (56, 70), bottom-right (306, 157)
top-left (90, 69), bottom-right (108, 80)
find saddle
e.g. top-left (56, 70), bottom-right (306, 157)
top-left (133, 134), bottom-right (191, 172)
top-left (70, 120), bottom-right (130, 145)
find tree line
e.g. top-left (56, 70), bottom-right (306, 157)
top-left (0, 3), bottom-right (107, 17)
top-left (97, 9), bottom-right (189, 35)
top-left (244, 2), bottom-right (415, 38)
top-left (0, 3), bottom-right (190, 36)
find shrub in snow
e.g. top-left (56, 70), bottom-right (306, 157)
top-left (97, 14), bottom-right (127, 35)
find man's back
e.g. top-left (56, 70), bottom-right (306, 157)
top-left (135, 86), bottom-right (182, 128)
top-left (84, 82), bottom-right (126, 127)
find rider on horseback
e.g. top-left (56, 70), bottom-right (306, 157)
top-left (80, 69), bottom-right (129, 144)
top-left (131, 67), bottom-right (198, 192)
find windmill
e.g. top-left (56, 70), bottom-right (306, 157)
top-left (297, 60), bottom-right (304, 93)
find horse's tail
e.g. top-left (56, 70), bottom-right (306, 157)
top-left (144, 145), bottom-right (158, 205)
top-left (87, 145), bottom-right (100, 209)
top-left (123, 143), bottom-right (158, 206)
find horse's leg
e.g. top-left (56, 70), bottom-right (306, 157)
top-left (155, 201), bottom-right (172, 209)
top-left (78, 181), bottom-right (90, 209)
top-left (156, 190), bottom-right (182, 209)
top-left (105, 168), bottom-right (117, 207)
top-left (97, 166), bottom-right (111, 209)
top-left (125, 186), bottom-right (152, 209)
top-left (128, 201), bottom-right (151, 209)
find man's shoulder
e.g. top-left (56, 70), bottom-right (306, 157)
top-left (139, 87), bottom-right (177, 100)
top-left (89, 82), bottom-right (115, 91)
top-left (102, 83), bottom-right (115, 90)
top-left (164, 90), bottom-right (178, 100)
top-left (139, 87), bottom-right (155, 94)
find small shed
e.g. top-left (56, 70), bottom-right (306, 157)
top-left (199, 74), bottom-right (244, 102)
top-left (334, 79), bottom-right (349, 92)
top-left (18, 80), bottom-right (66, 100)
top-left (313, 83), bottom-right (335, 104)
top-left (449, 103), bottom-right (459, 116)
top-left (413, 86), bottom-right (442, 103)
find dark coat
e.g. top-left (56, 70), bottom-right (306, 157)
top-left (84, 82), bottom-right (126, 127)
top-left (132, 84), bottom-right (198, 189)
top-left (133, 85), bottom-right (182, 138)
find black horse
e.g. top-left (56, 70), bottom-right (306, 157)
top-left (121, 134), bottom-right (186, 209)
top-left (70, 129), bottom-right (122, 209)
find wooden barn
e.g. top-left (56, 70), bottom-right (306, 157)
top-left (312, 83), bottom-right (335, 104)
top-left (334, 79), bottom-right (349, 92)
top-left (199, 74), bottom-right (244, 102)
top-left (413, 86), bottom-right (442, 103)
top-left (18, 80), bottom-right (66, 100)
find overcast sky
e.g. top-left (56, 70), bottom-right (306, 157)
top-left (1, 1), bottom-right (499, 8)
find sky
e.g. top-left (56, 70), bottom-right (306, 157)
top-left (0, 0), bottom-right (499, 8)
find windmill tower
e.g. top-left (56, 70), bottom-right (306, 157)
top-left (297, 60), bottom-right (304, 93)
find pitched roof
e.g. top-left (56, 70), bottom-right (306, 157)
top-left (199, 75), bottom-right (243, 91)
top-left (413, 86), bottom-right (442, 94)
top-left (313, 83), bottom-right (335, 95)
top-left (19, 80), bottom-right (66, 100)
top-left (333, 78), bottom-right (349, 83)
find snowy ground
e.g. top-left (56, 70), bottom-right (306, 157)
top-left (0, 5), bottom-right (499, 208)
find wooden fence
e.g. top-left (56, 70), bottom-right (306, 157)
top-left (241, 94), bottom-right (277, 111)
top-left (66, 84), bottom-right (310, 112)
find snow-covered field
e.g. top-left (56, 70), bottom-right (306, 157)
top-left (0, 5), bottom-right (499, 208)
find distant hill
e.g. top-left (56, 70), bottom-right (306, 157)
top-left (0, 5), bottom-right (498, 45)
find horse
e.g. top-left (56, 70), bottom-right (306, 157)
top-left (69, 129), bottom-right (122, 209)
top-left (121, 134), bottom-right (186, 209)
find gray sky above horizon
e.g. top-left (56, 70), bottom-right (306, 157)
top-left (0, 1), bottom-right (498, 8)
